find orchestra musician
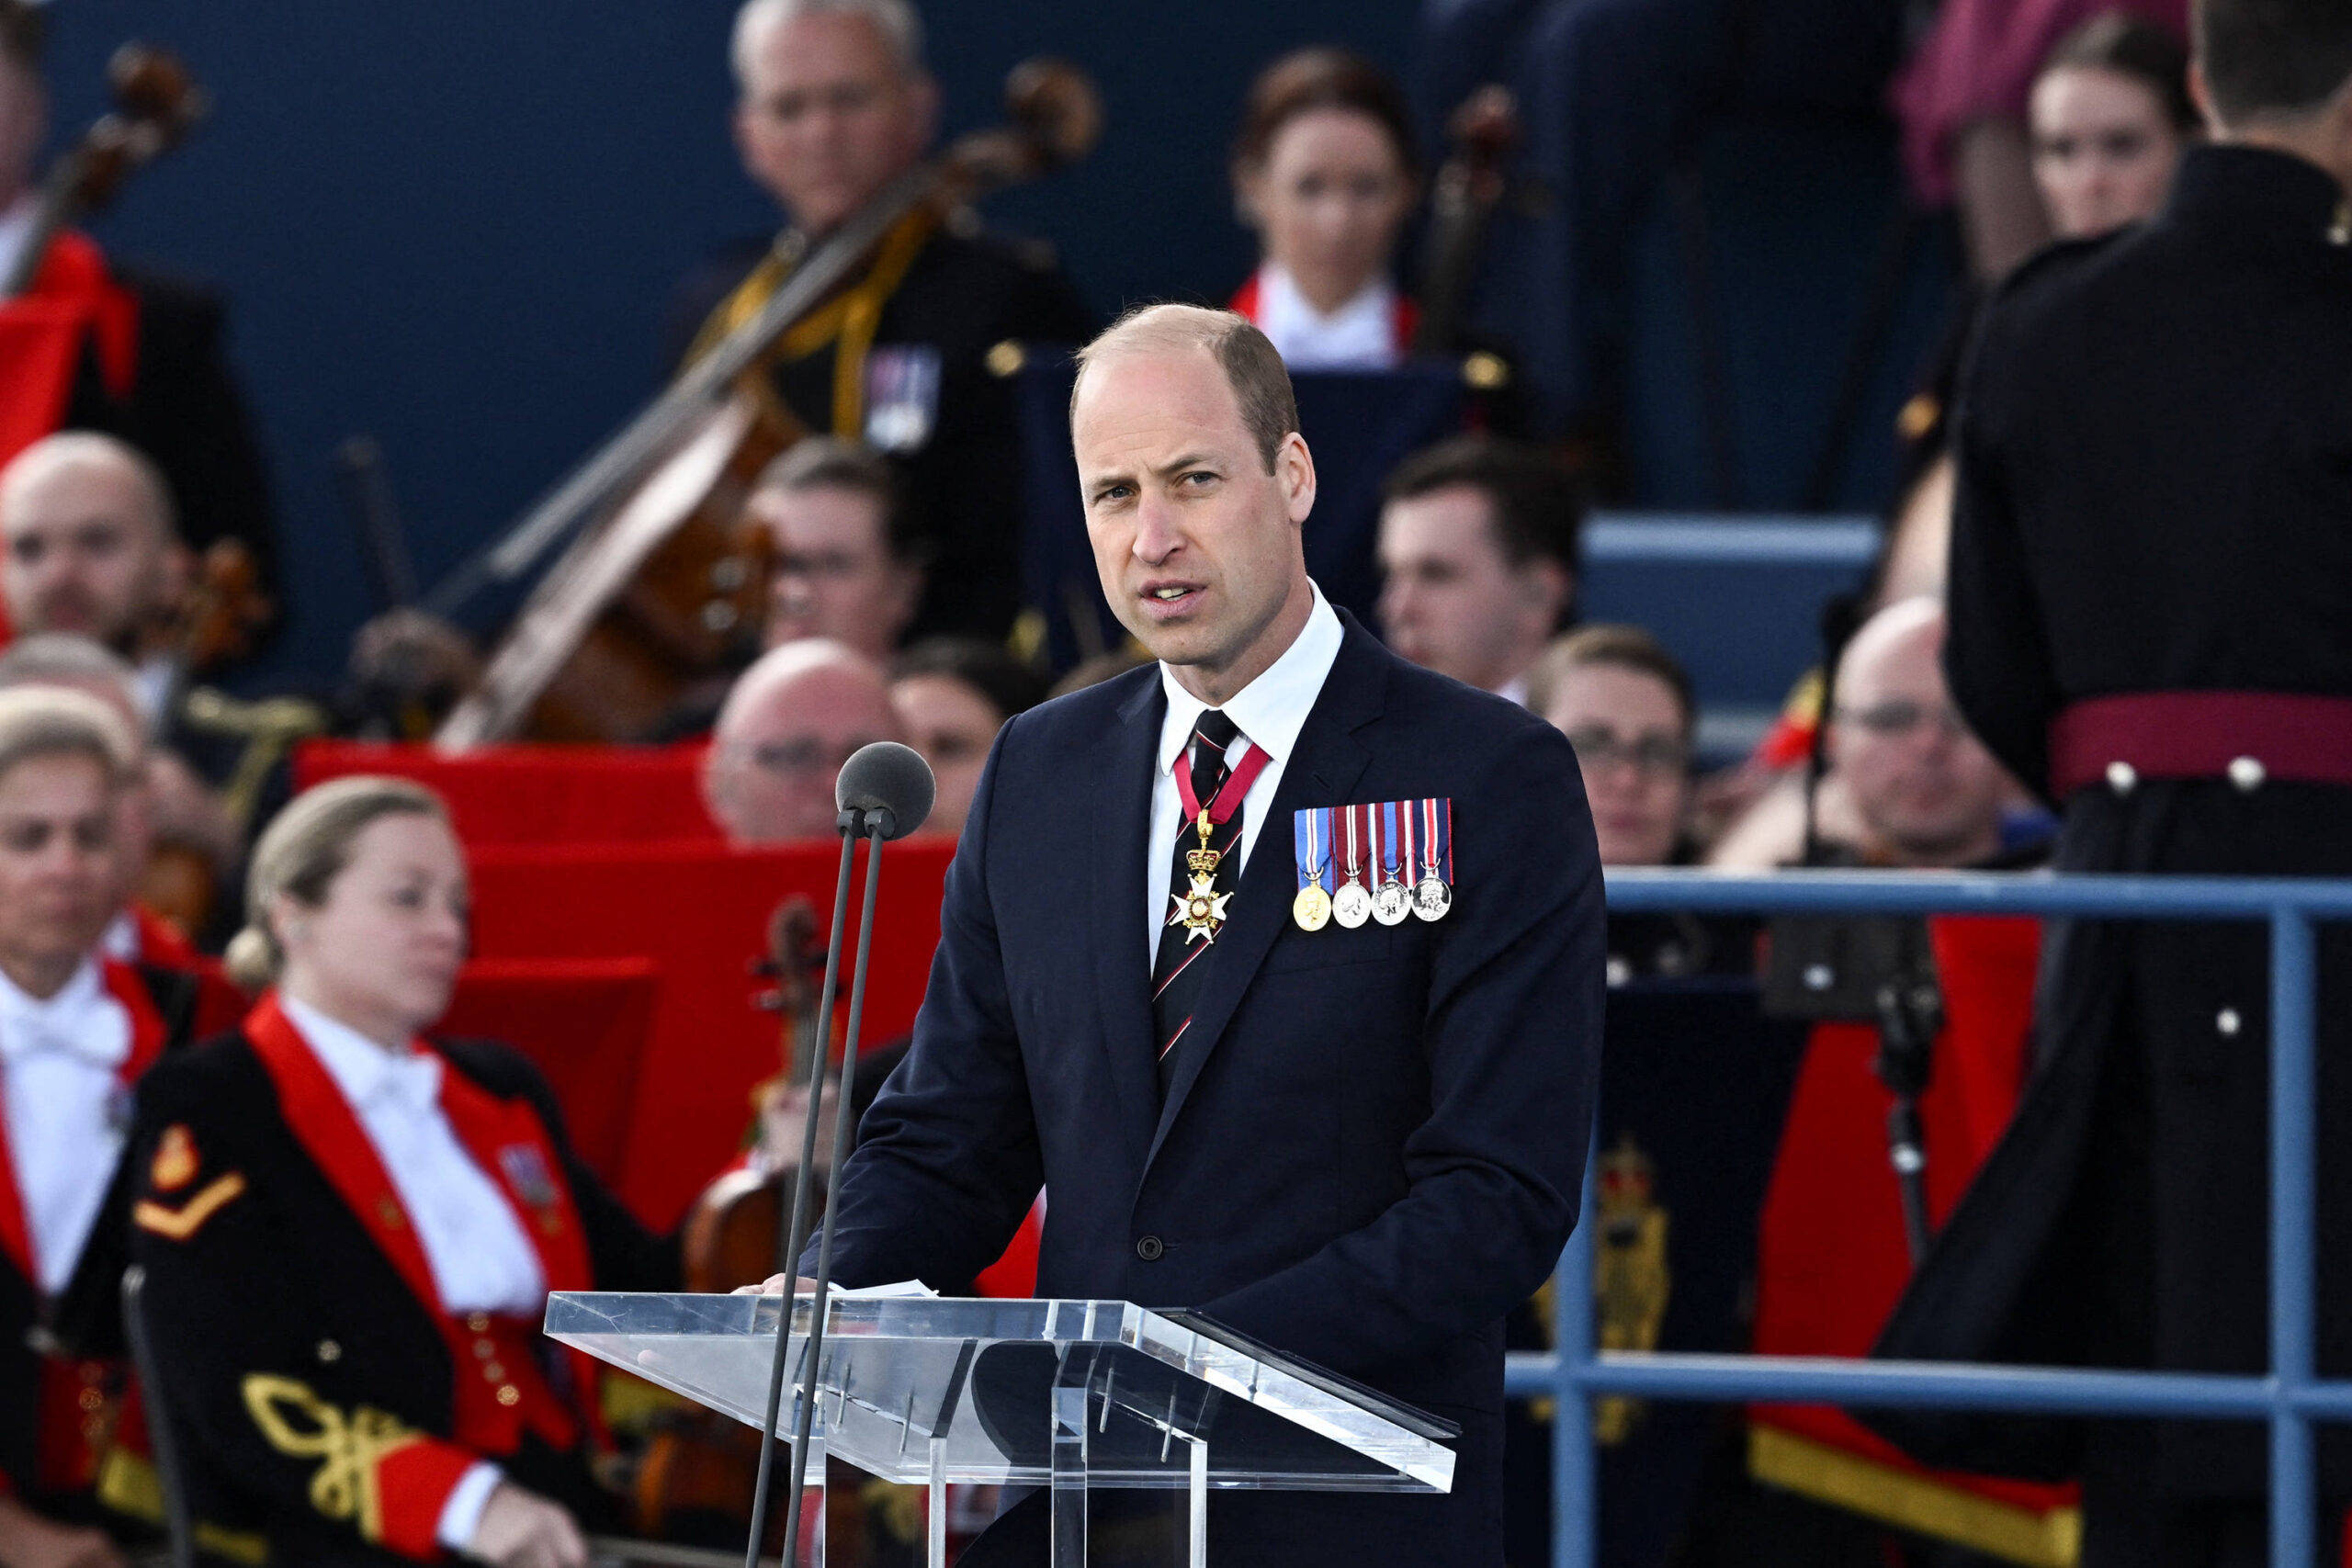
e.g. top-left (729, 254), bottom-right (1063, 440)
top-left (700, 637), bottom-right (902, 844)
top-left (1227, 49), bottom-right (1423, 370)
top-left (0, 3), bottom-right (277, 597)
top-left (887, 637), bottom-right (1050, 839)
top-left (124, 778), bottom-right (679, 1568)
top-left (667, 0), bottom-right (1093, 645)
top-left (751, 437), bottom-right (925, 661)
top-left (765, 304), bottom-right (1603, 1565)
top-left (1375, 435), bottom-right (1581, 705)
top-left (0, 687), bottom-right (200, 1568)
top-left (0, 434), bottom-right (187, 723)
top-left (0, 634), bottom-right (233, 969)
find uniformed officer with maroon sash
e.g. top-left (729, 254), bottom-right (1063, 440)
top-left (1869, 1), bottom-right (2352, 1559)
top-left (0, 686), bottom-right (197, 1568)
top-left (127, 778), bottom-right (676, 1568)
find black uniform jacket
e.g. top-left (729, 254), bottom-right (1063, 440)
top-left (127, 999), bottom-right (678, 1566)
top-left (1, 960), bottom-right (196, 1526)
top-left (816, 611), bottom-right (1607, 1568)
top-left (667, 223), bottom-right (1093, 644)
top-left (61, 263), bottom-right (281, 596)
top-left (1868, 144), bottom-right (2352, 1498)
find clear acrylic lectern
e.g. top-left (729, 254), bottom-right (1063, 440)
top-left (547, 1292), bottom-right (1455, 1568)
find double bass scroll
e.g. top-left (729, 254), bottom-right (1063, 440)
top-left (3, 44), bottom-right (206, 299)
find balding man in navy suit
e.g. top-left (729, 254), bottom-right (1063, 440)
top-left (791, 304), bottom-right (1605, 1566)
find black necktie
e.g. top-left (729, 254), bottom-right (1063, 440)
top-left (1151, 709), bottom-right (1244, 1096)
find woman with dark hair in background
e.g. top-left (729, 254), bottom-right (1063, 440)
top-left (1227, 48), bottom-right (1423, 370)
top-left (1879, 10), bottom-right (2196, 604)
top-left (888, 638), bottom-right (1050, 839)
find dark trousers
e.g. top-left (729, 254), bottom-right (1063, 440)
top-left (2081, 1421), bottom-right (2343, 1568)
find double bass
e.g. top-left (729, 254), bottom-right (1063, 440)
top-left (433, 60), bottom-right (1102, 748)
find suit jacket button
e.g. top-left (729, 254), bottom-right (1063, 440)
top-left (1135, 1235), bottom-right (1164, 1262)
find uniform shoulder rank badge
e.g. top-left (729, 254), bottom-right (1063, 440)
top-left (1297, 799), bottom-right (1453, 932)
top-left (151, 1123), bottom-right (199, 1192)
top-left (134, 1124), bottom-right (246, 1241)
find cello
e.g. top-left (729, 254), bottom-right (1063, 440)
top-left (433, 60), bottom-right (1101, 748)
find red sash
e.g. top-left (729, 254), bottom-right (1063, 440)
top-left (244, 995), bottom-right (593, 1457)
top-left (0, 231), bottom-right (139, 462)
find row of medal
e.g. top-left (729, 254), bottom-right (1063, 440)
top-left (1292, 798), bottom-right (1454, 931)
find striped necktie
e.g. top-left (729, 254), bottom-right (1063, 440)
top-left (1150, 708), bottom-right (1245, 1096)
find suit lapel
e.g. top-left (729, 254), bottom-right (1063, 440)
top-left (1146, 622), bottom-right (1386, 1170)
top-left (1091, 673), bottom-right (1167, 1158)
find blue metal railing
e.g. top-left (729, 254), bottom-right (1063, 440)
top-left (1509, 868), bottom-right (2352, 1568)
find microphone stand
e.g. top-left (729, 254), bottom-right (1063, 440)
top-left (741, 806), bottom-right (894, 1568)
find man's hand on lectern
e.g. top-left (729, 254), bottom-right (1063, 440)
top-left (736, 1274), bottom-right (820, 1295)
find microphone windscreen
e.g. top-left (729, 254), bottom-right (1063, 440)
top-left (835, 741), bottom-right (936, 840)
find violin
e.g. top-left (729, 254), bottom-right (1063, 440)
top-left (3, 44), bottom-right (205, 299)
top-left (631, 897), bottom-right (854, 1553)
top-left (135, 538), bottom-right (287, 938)
top-left (1412, 85), bottom-right (1519, 358)
top-left (433, 59), bottom-right (1102, 748)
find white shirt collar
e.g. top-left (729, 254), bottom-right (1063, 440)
top-left (1158, 583), bottom-right (1346, 778)
top-left (0, 956), bottom-right (129, 1068)
top-left (282, 994), bottom-right (442, 1114)
top-left (1495, 672), bottom-right (1531, 708)
top-left (1253, 263), bottom-right (1402, 372)
top-left (100, 910), bottom-right (139, 962)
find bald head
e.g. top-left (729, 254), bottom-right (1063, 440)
top-left (0, 433), bottom-right (182, 654)
top-left (1829, 597), bottom-right (2009, 867)
top-left (704, 638), bottom-right (901, 843)
top-left (1071, 304), bottom-right (1298, 475)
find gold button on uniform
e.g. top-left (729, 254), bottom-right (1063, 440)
top-left (496, 1384), bottom-right (521, 1407)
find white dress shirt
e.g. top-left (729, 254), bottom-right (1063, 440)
top-left (280, 997), bottom-right (538, 1550)
top-left (0, 958), bottom-right (132, 1296)
top-left (1146, 584), bottom-right (1346, 965)
top-left (1250, 263), bottom-right (1403, 372)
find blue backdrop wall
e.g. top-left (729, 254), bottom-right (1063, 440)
top-left (41, 1), bottom-right (1419, 683)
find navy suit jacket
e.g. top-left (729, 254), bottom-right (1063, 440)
top-left (821, 611), bottom-right (1604, 1566)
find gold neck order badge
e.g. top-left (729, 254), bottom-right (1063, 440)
top-left (1170, 807), bottom-right (1233, 943)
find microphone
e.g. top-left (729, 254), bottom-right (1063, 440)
top-left (744, 743), bottom-right (935, 1568)
top-left (834, 740), bottom-right (936, 842)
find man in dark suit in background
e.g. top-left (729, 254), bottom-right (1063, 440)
top-left (785, 303), bottom-right (1604, 1566)
top-left (1870, 0), bottom-right (2352, 1560)
top-left (667, 0), bottom-right (1092, 645)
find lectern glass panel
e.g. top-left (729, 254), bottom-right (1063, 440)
top-left (545, 1292), bottom-right (1455, 1494)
